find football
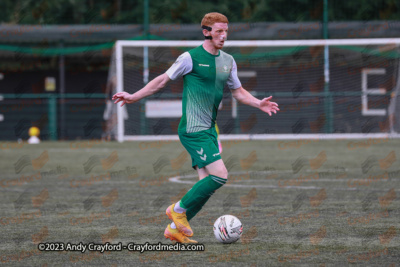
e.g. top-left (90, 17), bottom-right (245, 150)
top-left (213, 215), bottom-right (243, 244)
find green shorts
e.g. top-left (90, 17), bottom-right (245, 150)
top-left (179, 127), bottom-right (222, 170)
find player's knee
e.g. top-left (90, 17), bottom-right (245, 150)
top-left (218, 166), bottom-right (228, 180)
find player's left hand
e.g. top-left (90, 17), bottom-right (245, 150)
top-left (259, 96), bottom-right (279, 116)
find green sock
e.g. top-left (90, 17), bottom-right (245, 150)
top-left (180, 175), bottom-right (226, 211)
top-left (186, 194), bottom-right (211, 221)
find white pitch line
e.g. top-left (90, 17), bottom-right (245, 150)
top-left (169, 175), bottom-right (327, 190)
top-left (168, 171), bottom-right (394, 191)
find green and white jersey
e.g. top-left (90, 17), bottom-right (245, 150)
top-left (166, 44), bottom-right (241, 134)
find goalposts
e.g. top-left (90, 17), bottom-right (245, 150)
top-left (108, 39), bottom-right (400, 142)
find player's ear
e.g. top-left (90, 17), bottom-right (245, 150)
top-left (202, 29), bottom-right (210, 38)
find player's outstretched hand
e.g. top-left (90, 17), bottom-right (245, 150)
top-left (112, 92), bottom-right (135, 107)
top-left (259, 96), bottom-right (279, 116)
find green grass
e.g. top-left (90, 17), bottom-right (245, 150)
top-left (0, 139), bottom-right (399, 266)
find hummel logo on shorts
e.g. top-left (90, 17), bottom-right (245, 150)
top-left (213, 153), bottom-right (220, 157)
top-left (199, 64), bottom-right (209, 67)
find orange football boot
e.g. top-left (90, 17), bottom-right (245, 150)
top-left (164, 224), bottom-right (198, 243)
top-left (166, 203), bottom-right (193, 237)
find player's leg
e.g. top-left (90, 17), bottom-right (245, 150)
top-left (168, 166), bottom-right (210, 228)
top-left (167, 128), bottom-right (225, 237)
top-left (196, 165), bottom-right (210, 180)
top-left (166, 166), bottom-right (209, 242)
top-left (203, 159), bottom-right (228, 179)
top-left (185, 166), bottom-right (212, 221)
top-left (175, 159), bottom-right (228, 225)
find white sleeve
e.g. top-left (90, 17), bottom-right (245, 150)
top-left (165, 52), bottom-right (192, 80)
top-left (227, 58), bottom-right (242, 90)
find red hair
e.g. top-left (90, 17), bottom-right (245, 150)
top-left (201, 12), bottom-right (229, 27)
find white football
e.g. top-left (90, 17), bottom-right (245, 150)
top-left (213, 215), bottom-right (243, 244)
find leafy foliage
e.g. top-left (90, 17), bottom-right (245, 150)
top-left (0, 0), bottom-right (398, 24)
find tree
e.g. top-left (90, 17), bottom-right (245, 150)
top-left (0, 0), bottom-right (398, 25)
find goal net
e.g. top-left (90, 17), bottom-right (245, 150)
top-left (107, 39), bottom-right (400, 142)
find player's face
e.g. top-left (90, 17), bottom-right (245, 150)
top-left (210, 23), bottom-right (228, 49)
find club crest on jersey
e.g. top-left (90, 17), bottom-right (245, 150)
top-left (223, 65), bottom-right (229, 72)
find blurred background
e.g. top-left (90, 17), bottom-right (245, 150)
top-left (0, 0), bottom-right (399, 141)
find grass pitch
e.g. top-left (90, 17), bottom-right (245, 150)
top-left (0, 138), bottom-right (399, 266)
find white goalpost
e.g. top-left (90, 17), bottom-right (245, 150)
top-left (110, 39), bottom-right (400, 142)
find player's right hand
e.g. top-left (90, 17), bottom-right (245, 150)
top-left (112, 92), bottom-right (135, 107)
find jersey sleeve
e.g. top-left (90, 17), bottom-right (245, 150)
top-left (165, 52), bottom-right (193, 80)
top-left (227, 58), bottom-right (242, 90)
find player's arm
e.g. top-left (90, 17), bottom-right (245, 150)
top-left (231, 87), bottom-right (279, 116)
top-left (112, 73), bottom-right (171, 107)
top-left (113, 52), bottom-right (191, 107)
top-left (227, 58), bottom-right (279, 116)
